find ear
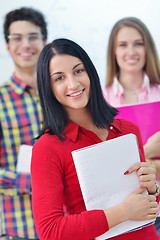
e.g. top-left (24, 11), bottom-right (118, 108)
top-left (43, 40), bottom-right (47, 47)
top-left (6, 42), bottom-right (10, 53)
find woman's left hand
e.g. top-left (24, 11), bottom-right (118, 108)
top-left (125, 162), bottom-right (156, 194)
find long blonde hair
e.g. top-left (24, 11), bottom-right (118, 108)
top-left (106, 17), bottom-right (160, 87)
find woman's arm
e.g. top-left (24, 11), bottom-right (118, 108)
top-left (144, 132), bottom-right (160, 176)
top-left (144, 132), bottom-right (160, 158)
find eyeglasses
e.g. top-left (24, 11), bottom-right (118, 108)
top-left (8, 33), bottom-right (43, 45)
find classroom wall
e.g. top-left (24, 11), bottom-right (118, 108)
top-left (0, 0), bottom-right (160, 87)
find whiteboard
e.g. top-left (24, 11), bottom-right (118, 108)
top-left (0, 0), bottom-right (160, 87)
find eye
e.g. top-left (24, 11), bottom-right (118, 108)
top-left (135, 42), bottom-right (144, 46)
top-left (75, 68), bottom-right (85, 75)
top-left (119, 43), bottom-right (127, 47)
top-left (12, 35), bottom-right (22, 41)
top-left (28, 35), bottom-right (39, 41)
top-left (55, 76), bottom-right (64, 81)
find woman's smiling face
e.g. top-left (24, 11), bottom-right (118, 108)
top-left (115, 26), bottom-right (146, 74)
top-left (50, 54), bottom-right (90, 115)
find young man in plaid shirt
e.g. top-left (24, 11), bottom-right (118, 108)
top-left (0, 7), bottom-right (47, 240)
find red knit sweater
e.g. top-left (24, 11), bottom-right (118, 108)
top-left (31, 119), bottom-right (159, 240)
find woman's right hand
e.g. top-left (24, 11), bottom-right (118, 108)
top-left (104, 187), bottom-right (158, 229)
top-left (122, 187), bottom-right (158, 221)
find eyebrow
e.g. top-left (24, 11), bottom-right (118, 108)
top-left (135, 39), bottom-right (144, 42)
top-left (50, 62), bottom-right (83, 77)
top-left (73, 62), bottom-right (83, 69)
top-left (10, 32), bottom-right (41, 35)
top-left (117, 38), bottom-right (144, 43)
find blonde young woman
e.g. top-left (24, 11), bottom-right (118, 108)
top-left (103, 16), bottom-right (160, 234)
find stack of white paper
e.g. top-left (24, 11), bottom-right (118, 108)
top-left (72, 134), bottom-right (154, 239)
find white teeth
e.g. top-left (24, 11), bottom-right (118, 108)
top-left (69, 90), bottom-right (83, 97)
top-left (126, 59), bottom-right (138, 63)
top-left (20, 53), bottom-right (32, 56)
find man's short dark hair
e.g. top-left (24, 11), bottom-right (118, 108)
top-left (3, 7), bottom-right (47, 42)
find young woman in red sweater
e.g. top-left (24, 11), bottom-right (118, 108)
top-left (31, 38), bottom-right (159, 240)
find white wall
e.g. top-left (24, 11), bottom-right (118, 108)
top-left (0, 0), bottom-right (160, 87)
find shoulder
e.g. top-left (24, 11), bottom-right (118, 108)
top-left (0, 79), bottom-right (12, 88)
top-left (103, 85), bottom-right (115, 103)
top-left (0, 80), bottom-right (12, 94)
top-left (32, 133), bottom-right (70, 158)
top-left (148, 83), bottom-right (160, 101)
top-left (150, 83), bottom-right (160, 91)
top-left (32, 133), bottom-right (73, 171)
top-left (113, 118), bottom-right (143, 149)
top-left (33, 133), bottom-right (60, 152)
top-left (103, 85), bottom-right (113, 96)
top-left (113, 118), bottom-right (140, 135)
top-left (113, 118), bottom-right (145, 161)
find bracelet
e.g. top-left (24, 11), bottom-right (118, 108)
top-left (152, 181), bottom-right (160, 197)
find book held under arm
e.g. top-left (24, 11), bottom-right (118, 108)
top-left (116, 101), bottom-right (160, 144)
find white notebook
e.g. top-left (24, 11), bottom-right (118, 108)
top-left (72, 134), bottom-right (155, 239)
top-left (16, 144), bottom-right (33, 173)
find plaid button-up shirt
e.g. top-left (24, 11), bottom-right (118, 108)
top-left (0, 75), bottom-right (42, 238)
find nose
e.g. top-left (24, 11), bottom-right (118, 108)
top-left (127, 45), bottom-right (136, 55)
top-left (67, 75), bottom-right (80, 89)
top-left (20, 36), bottom-right (31, 47)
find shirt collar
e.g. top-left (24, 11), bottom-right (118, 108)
top-left (109, 120), bottom-right (122, 133)
top-left (141, 74), bottom-right (150, 89)
top-left (112, 73), bottom-right (150, 96)
top-left (112, 76), bottom-right (124, 96)
top-left (64, 121), bottom-right (79, 142)
top-left (10, 74), bottom-right (33, 95)
top-left (64, 120), bottom-right (122, 142)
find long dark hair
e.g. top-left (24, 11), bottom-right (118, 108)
top-left (37, 38), bottom-right (118, 140)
